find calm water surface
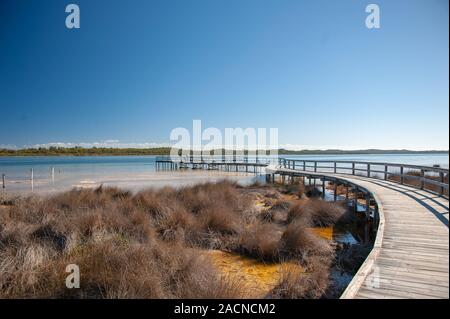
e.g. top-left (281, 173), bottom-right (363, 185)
top-left (0, 154), bottom-right (447, 195)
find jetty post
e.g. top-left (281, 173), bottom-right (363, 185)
top-left (333, 182), bottom-right (338, 201)
top-left (31, 168), bottom-right (34, 191)
top-left (321, 178), bottom-right (326, 199)
top-left (1, 174), bottom-right (4, 202)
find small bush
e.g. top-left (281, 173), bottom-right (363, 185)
top-left (287, 199), bottom-right (352, 226)
top-left (280, 222), bottom-right (334, 262)
top-left (236, 222), bottom-right (281, 262)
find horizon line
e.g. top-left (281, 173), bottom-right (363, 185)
top-left (0, 146), bottom-right (448, 153)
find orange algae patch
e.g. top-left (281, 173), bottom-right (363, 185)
top-left (206, 250), bottom-right (303, 298)
top-left (309, 227), bottom-right (334, 240)
top-left (310, 226), bottom-right (358, 244)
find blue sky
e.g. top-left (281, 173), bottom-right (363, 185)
top-left (0, 0), bottom-right (448, 150)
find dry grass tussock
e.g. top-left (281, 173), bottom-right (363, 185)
top-left (286, 199), bottom-right (354, 227)
top-left (0, 181), bottom-right (361, 298)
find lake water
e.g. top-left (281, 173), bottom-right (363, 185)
top-left (0, 154), bottom-right (447, 195)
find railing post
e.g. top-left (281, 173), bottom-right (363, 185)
top-left (440, 172), bottom-right (445, 196)
top-left (293, 161), bottom-right (296, 170)
top-left (374, 205), bottom-right (380, 232)
top-left (303, 161), bottom-right (306, 171)
top-left (2, 174), bottom-right (5, 190)
top-left (365, 194), bottom-right (371, 221)
top-left (322, 179), bottom-right (326, 199)
top-left (314, 161), bottom-right (317, 173)
top-left (420, 169), bottom-right (425, 190)
top-left (384, 165), bottom-right (388, 180)
top-left (352, 162), bottom-right (355, 175)
top-left (367, 164), bottom-right (371, 177)
top-left (400, 166), bottom-right (404, 185)
top-left (334, 162), bottom-right (337, 174)
top-left (333, 182), bottom-right (337, 201)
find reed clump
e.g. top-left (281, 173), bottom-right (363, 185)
top-left (0, 180), bottom-right (363, 299)
top-left (286, 199), bottom-right (354, 226)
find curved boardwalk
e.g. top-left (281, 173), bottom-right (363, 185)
top-left (277, 170), bottom-right (449, 299)
top-left (156, 157), bottom-right (449, 298)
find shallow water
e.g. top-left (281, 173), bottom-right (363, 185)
top-left (0, 169), bottom-right (256, 195)
top-left (0, 153), bottom-right (447, 195)
top-left (310, 226), bottom-right (358, 244)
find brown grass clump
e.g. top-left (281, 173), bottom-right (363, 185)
top-left (0, 180), bottom-right (363, 299)
top-left (280, 222), bottom-right (334, 262)
top-left (236, 222), bottom-right (281, 262)
top-left (281, 182), bottom-right (305, 198)
top-left (0, 185), bottom-right (246, 299)
top-left (260, 200), bottom-right (291, 223)
top-left (286, 199), bottom-right (353, 226)
top-left (268, 256), bottom-right (330, 299)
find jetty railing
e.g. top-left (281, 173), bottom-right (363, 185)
top-left (281, 159), bottom-right (449, 197)
top-left (155, 155), bottom-right (279, 165)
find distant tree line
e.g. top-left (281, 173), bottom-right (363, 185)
top-left (0, 147), bottom-right (447, 157)
top-left (0, 147), bottom-right (173, 156)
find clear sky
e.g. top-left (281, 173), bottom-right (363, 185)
top-left (0, 0), bottom-right (448, 150)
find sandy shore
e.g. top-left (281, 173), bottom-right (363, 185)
top-left (1, 170), bottom-right (257, 196)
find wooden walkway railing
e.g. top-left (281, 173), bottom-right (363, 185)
top-left (156, 155), bottom-right (449, 298)
top-left (281, 158), bottom-right (449, 197)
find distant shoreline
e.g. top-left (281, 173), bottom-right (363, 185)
top-left (0, 147), bottom-right (448, 157)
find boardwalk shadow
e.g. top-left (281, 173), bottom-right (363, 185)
top-left (361, 178), bottom-right (449, 228)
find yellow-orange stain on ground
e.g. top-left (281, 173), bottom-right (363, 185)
top-left (205, 226), bottom-right (339, 297)
top-left (309, 227), bottom-right (334, 240)
top-left (206, 250), bottom-right (303, 298)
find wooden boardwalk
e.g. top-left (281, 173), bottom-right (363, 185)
top-left (156, 156), bottom-right (449, 298)
top-left (276, 169), bottom-right (449, 299)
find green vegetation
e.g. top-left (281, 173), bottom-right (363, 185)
top-left (0, 147), bottom-right (173, 156)
top-left (0, 147), bottom-right (447, 157)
